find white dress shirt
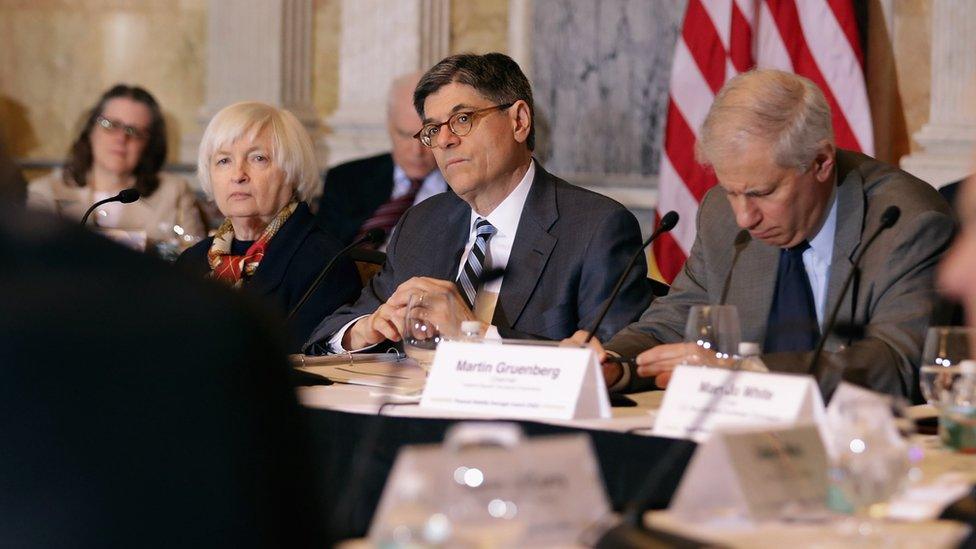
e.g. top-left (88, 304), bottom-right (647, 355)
top-left (803, 192), bottom-right (837, 329)
top-left (460, 160), bottom-right (535, 326)
top-left (329, 160), bottom-right (536, 352)
top-left (391, 165), bottom-right (448, 205)
top-left (380, 166), bottom-right (448, 251)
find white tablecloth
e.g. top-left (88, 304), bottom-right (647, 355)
top-left (299, 380), bottom-right (665, 434)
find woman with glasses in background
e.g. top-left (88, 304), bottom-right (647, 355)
top-left (27, 84), bottom-right (205, 249)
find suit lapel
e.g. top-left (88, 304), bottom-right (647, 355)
top-left (824, 153), bottom-right (865, 344)
top-left (493, 165), bottom-right (558, 328)
top-left (430, 195), bottom-right (472, 281)
top-left (248, 203), bottom-right (314, 297)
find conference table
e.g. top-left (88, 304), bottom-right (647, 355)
top-left (295, 357), bottom-right (976, 546)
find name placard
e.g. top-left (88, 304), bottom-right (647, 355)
top-left (653, 365), bottom-right (825, 442)
top-left (669, 424), bottom-right (829, 521)
top-left (420, 341), bottom-right (611, 420)
top-left (370, 432), bottom-right (611, 546)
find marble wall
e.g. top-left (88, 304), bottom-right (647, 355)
top-left (530, 0), bottom-right (685, 185)
top-left (0, 0), bottom-right (206, 163)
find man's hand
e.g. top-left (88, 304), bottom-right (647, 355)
top-left (343, 302), bottom-right (406, 350)
top-left (562, 330), bottom-right (623, 388)
top-left (345, 276), bottom-right (482, 349)
top-left (390, 277), bottom-right (483, 336)
top-left (634, 342), bottom-right (736, 388)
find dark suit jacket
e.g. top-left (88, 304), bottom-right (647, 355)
top-left (939, 179), bottom-right (965, 210)
top-left (317, 153), bottom-right (395, 245)
top-left (305, 162), bottom-right (654, 351)
top-left (607, 150), bottom-right (954, 398)
top-left (0, 206), bottom-right (325, 547)
top-left (177, 202), bottom-right (361, 352)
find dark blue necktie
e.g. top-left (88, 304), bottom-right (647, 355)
top-left (764, 241), bottom-right (820, 353)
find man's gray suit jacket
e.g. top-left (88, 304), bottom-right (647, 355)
top-left (305, 163), bottom-right (654, 351)
top-left (606, 150), bottom-right (954, 398)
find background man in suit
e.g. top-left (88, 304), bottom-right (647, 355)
top-left (305, 52), bottom-right (652, 353)
top-left (317, 72), bottom-right (447, 248)
top-left (571, 70), bottom-right (954, 399)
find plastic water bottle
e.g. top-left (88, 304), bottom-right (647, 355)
top-left (736, 342), bottom-right (769, 372)
top-left (942, 360), bottom-right (976, 453)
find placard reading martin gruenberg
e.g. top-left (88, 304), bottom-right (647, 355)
top-left (420, 341), bottom-right (610, 420)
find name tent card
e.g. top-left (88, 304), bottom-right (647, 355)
top-left (420, 341), bottom-right (611, 420)
top-left (669, 424), bottom-right (829, 521)
top-left (370, 431), bottom-right (611, 546)
top-left (653, 365), bottom-right (826, 442)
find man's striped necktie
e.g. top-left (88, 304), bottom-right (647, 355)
top-left (455, 217), bottom-right (497, 310)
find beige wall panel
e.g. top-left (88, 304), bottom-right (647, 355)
top-left (312, 0), bottom-right (340, 120)
top-left (0, 0), bottom-right (206, 163)
top-left (892, 0), bottom-right (932, 154)
top-left (449, 0), bottom-right (507, 54)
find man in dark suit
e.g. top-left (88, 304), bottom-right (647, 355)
top-left (0, 148), bottom-right (325, 545)
top-left (571, 70), bottom-right (954, 399)
top-left (305, 53), bottom-right (652, 353)
top-left (317, 72), bottom-right (447, 248)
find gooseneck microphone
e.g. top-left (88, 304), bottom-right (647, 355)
top-left (286, 228), bottom-right (386, 320)
top-left (808, 205), bottom-right (901, 381)
top-left (584, 210), bottom-right (679, 344)
top-left (79, 188), bottom-right (141, 226)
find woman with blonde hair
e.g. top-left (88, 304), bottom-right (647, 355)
top-left (176, 101), bottom-right (360, 350)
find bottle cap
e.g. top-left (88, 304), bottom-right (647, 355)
top-left (961, 360), bottom-right (976, 375)
top-left (738, 342), bottom-right (761, 356)
top-left (461, 320), bottom-right (483, 336)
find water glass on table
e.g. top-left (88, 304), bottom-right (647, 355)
top-left (920, 327), bottom-right (972, 406)
top-left (828, 398), bottom-right (911, 539)
top-left (683, 305), bottom-right (741, 367)
top-left (403, 291), bottom-right (462, 372)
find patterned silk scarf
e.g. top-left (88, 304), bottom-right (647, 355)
top-left (207, 201), bottom-right (298, 287)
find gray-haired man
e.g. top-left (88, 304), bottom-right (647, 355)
top-left (572, 69), bottom-right (953, 399)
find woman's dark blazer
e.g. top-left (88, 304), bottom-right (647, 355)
top-left (176, 202), bottom-right (361, 352)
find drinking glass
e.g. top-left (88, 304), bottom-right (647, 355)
top-left (920, 327), bottom-right (972, 406)
top-left (683, 305), bottom-right (741, 366)
top-left (828, 399), bottom-right (910, 539)
top-left (403, 291), bottom-right (462, 371)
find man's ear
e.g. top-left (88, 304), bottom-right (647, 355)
top-left (813, 141), bottom-right (836, 183)
top-left (511, 100), bottom-right (532, 145)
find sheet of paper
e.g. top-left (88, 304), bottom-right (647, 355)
top-left (297, 358), bottom-right (427, 390)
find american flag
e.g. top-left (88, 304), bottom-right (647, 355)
top-left (653, 0), bottom-right (873, 282)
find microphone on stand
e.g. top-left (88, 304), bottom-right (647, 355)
top-left (80, 188), bottom-right (141, 226)
top-left (809, 205), bottom-right (901, 383)
top-left (584, 210), bottom-right (679, 344)
top-left (287, 228), bottom-right (386, 321)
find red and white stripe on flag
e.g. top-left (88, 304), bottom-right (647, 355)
top-left (653, 0), bottom-right (873, 283)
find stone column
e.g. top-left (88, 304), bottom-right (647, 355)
top-left (181, 0), bottom-right (320, 166)
top-left (508, 0), bottom-right (533, 79)
top-left (324, 0), bottom-right (450, 166)
top-left (900, 0), bottom-right (976, 187)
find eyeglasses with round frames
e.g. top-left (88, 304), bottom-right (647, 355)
top-left (413, 102), bottom-right (515, 148)
top-left (95, 116), bottom-right (150, 141)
